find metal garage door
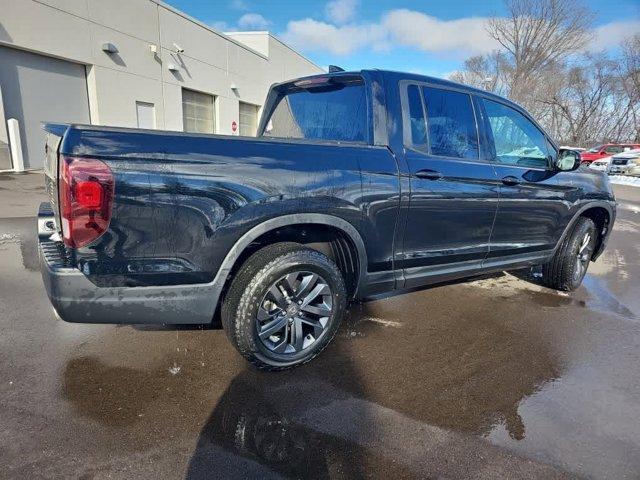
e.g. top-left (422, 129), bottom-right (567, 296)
top-left (0, 46), bottom-right (90, 169)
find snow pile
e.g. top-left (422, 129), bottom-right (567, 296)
top-left (609, 175), bottom-right (640, 187)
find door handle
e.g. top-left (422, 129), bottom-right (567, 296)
top-left (501, 175), bottom-right (521, 186)
top-left (415, 169), bottom-right (443, 180)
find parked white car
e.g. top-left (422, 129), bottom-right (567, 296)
top-left (589, 156), bottom-right (612, 172)
top-left (607, 149), bottom-right (640, 176)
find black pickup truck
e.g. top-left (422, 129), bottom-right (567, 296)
top-left (39, 70), bottom-right (616, 369)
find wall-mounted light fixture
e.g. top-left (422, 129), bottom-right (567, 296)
top-left (168, 64), bottom-right (179, 72)
top-left (149, 44), bottom-right (158, 54)
top-left (101, 43), bottom-right (118, 54)
top-left (230, 83), bottom-right (238, 92)
top-left (173, 43), bottom-right (184, 53)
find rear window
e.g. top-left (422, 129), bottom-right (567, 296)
top-left (262, 76), bottom-right (367, 143)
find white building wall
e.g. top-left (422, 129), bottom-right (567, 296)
top-left (0, 0), bottom-right (322, 140)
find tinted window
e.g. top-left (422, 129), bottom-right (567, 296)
top-left (482, 98), bottom-right (549, 169)
top-left (407, 84), bottom-right (427, 148)
top-left (262, 78), bottom-right (367, 142)
top-left (604, 146), bottom-right (623, 154)
top-left (423, 87), bottom-right (479, 159)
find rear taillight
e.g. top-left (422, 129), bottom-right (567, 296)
top-left (59, 156), bottom-right (114, 248)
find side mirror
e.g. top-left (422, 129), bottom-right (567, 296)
top-left (556, 150), bottom-right (581, 171)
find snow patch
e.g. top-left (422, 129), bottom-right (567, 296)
top-left (609, 175), bottom-right (640, 187)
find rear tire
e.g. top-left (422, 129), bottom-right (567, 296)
top-left (221, 242), bottom-right (347, 371)
top-left (541, 217), bottom-right (597, 291)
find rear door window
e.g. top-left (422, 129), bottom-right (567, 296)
top-left (481, 98), bottom-right (550, 169)
top-left (422, 87), bottom-right (479, 159)
top-left (404, 84), bottom-right (479, 159)
top-left (262, 76), bottom-right (367, 143)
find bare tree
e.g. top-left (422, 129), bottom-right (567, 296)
top-left (451, 0), bottom-right (639, 145)
top-left (487, 0), bottom-right (593, 103)
top-left (619, 34), bottom-right (640, 141)
top-left (450, 53), bottom-right (507, 94)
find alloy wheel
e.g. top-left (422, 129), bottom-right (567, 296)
top-left (256, 271), bottom-right (333, 355)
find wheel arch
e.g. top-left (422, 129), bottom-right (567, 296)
top-left (214, 214), bottom-right (368, 303)
top-left (555, 202), bottom-right (614, 261)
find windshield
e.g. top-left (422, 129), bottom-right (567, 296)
top-left (261, 76), bottom-right (367, 143)
top-left (587, 145), bottom-right (603, 153)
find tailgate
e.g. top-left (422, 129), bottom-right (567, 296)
top-left (42, 123), bottom-right (68, 234)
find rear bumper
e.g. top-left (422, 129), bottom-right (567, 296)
top-left (38, 204), bottom-right (217, 325)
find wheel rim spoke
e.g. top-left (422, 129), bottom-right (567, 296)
top-left (292, 317), bottom-right (305, 351)
top-left (296, 274), bottom-right (318, 300)
top-left (272, 327), bottom-right (290, 353)
top-left (255, 270), bottom-right (334, 355)
top-left (283, 273), bottom-right (299, 295)
top-left (574, 232), bottom-right (594, 280)
top-left (298, 316), bottom-right (324, 338)
top-left (301, 303), bottom-right (332, 316)
top-left (579, 233), bottom-right (591, 254)
top-left (258, 316), bottom-right (288, 340)
top-left (268, 284), bottom-right (287, 309)
top-left (257, 306), bottom-right (274, 321)
top-left (301, 283), bottom-right (329, 307)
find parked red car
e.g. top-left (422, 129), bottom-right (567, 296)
top-left (581, 144), bottom-right (640, 163)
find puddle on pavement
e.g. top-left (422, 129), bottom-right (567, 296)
top-left (473, 267), bottom-right (636, 321)
top-left (54, 279), bottom-right (567, 479)
top-left (581, 275), bottom-right (637, 320)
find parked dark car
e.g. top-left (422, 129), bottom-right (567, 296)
top-left (39, 70), bottom-right (616, 369)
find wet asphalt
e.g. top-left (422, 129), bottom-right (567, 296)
top-left (1, 172), bottom-right (639, 479)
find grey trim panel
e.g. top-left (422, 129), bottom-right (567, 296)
top-left (40, 243), bottom-right (215, 324)
top-left (399, 250), bottom-right (551, 293)
top-left (40, 214), bottom-right (368, 325)
top-left (402, 258), bottom-right (484, 290)
top-left (481, 250), bottom-right (552, 270)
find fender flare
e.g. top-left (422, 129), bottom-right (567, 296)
top-left (553, 201), bottom-right (615, 259)
top-left (210, 213), bottom-right (368, 301)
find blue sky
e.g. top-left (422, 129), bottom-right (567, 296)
top-left (166, 0), bottom-right (640, 76)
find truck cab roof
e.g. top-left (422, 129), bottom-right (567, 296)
top-left (273, 68), bottom-right (523, 114)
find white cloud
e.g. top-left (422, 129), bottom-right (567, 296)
top-left (238, 13), bottom-right (271, 30)
top-left (382, 10), bottom-right (497, 55)
top-left (325, 0), bottom-right (359, 24)
top-left (281, 8), bottom-right (636, 59)
top-left (231, 0), bottom-right (249, 11)
top-left (588, 20), bottom-right (640, 51)
top-left (282, 9), bottom-right (495, 57)
top-left (282, 18), bottom-right (387, 56)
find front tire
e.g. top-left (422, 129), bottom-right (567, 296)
top-left (542, 217), bottom-right (597, 291)
top-left (221, 242), bottom-right (347, 370)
